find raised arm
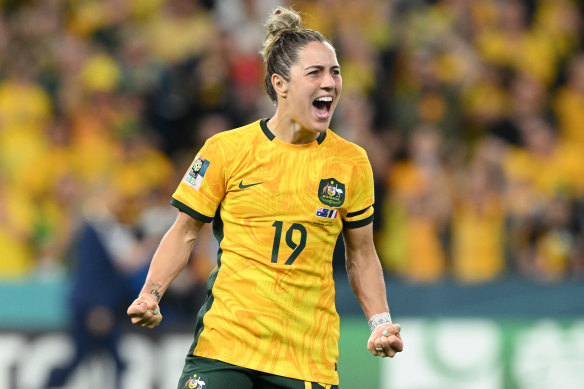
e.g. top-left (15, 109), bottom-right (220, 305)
top-left (343, 222), bottom-right (403, 358)
top-left (127, 210), bottom-right (205, 328)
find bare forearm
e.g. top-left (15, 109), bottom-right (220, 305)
top-left (343, 224), bottom-right (402, 358)
top-left (346, 253), bottom-right (389, 319)
top-left (139, 213), bottom-right (202, 300)
top-left (127, 211), bottom-right (204, 328)
top-left (139, 240), bottom-right (191, 299)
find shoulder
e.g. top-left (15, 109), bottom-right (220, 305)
top-left (324, 130), bottom-right (370, 162)
top-left (204, 120), bottom-right (263, 149)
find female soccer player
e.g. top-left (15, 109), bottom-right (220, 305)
top-left (127, 6), bottom-right (402, 389)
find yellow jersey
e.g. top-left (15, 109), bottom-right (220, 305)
top-left (171, 119), bottom-right (374, 384)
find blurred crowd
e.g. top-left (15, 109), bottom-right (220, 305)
top-left (1, 0), bottom-right (584, 288)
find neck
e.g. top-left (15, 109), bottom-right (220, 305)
top-left (267, 112), bottom-right (321, 145)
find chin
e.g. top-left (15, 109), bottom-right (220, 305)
top-left (309, 117), bottom-right (332, 132)
top-left (312, 124), bottom-right (329, 132)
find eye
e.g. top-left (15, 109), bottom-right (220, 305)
top-left (308, 70), bottom-right (320, 76)
top-left (332, 68), bottom-right (341, 76)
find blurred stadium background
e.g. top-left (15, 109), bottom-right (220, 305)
top-left (1, 0), bottom-right (584, 388)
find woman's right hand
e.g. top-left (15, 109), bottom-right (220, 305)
top-left (127, 292), bottom-right (162, 328)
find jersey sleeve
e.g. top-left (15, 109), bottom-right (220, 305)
top-left (171, 137), bottom-right (226, 223)
top-left (343, 150), bottom-right (375, 229)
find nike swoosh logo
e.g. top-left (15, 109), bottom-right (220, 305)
top-left (239, 180), bottom-right (264, 189)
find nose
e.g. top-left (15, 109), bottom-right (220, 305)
top-left (321, 73), bottom-right (336, 89)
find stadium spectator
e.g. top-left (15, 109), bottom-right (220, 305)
top-left (44, 180), bottom-right (162, 389)
top-left (0, 0), bottom-right (583, 285)
top-left (378, 125), bottom-right (451, 283)
top-left (450, 138), bottom-right (507, 283)
top-left (554, 53), bottom-right (584, 148)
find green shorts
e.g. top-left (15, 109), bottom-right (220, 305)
top-left (177, 355), bottom-right (339, 389)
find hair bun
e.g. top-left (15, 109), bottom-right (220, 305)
top-left (259, 6), bottom-right (330, 102)
top-left (265, 6), bottom-right (302, 35)
top-left (260, 7), bottom-right (303, 61)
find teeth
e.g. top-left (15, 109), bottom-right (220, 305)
top-left (316, 96), bottom-right (333, 102)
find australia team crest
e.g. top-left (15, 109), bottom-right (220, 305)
top-left (318, 178), bottom-right (345, 207)
top-left (184, 373), bottom-right (206, 389)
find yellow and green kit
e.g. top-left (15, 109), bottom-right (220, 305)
top-left (171, 118), bottom-right (374, 385)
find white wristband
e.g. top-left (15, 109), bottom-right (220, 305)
top-left (368, 312), bottom-right (392, 332)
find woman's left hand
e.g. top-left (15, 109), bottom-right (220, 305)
top-left (367, 323), bottom-right (403, 358)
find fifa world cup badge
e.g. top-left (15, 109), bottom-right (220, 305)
top-left (190, 156), bottom-right (204, 178)
top-left (184, 155), bottom-right (210, 191)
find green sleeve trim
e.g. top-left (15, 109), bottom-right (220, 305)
top-left (343, 214), bottom-right (374, 229)
top-left (170, 198), bottom-right (214, 223)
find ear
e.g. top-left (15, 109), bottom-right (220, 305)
top-left (271, 73), bottom-right (288, 98)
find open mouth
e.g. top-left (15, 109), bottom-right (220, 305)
top-left (313, 96), bottom-right (333, 119)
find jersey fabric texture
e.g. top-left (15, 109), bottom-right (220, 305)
top-left (171, 118), bottom-right (375, 385)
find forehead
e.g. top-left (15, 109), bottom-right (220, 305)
top-left (294, 41), bottom-right (339, 68)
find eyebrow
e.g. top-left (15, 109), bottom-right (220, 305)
top-left (305, 65), bottom-right (341, 71)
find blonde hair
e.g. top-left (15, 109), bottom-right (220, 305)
top-left (260, 6), bottom-right (332, 102)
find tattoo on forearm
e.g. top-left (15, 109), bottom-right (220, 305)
top-left (148, 284), bottom-right (162, 302)
top-left (150, 289), bottom-right (161, 302)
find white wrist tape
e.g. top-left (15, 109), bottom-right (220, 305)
top-left (368, 312), bottom-right (392, 332)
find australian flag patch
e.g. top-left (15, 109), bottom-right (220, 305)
top-left (316, 207), bottom-right (337, 219)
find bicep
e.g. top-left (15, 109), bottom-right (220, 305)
top-left (169, 210), bottom-right (207, 244)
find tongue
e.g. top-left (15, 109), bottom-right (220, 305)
top-left (313, 101), bottom-right (329, 119)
